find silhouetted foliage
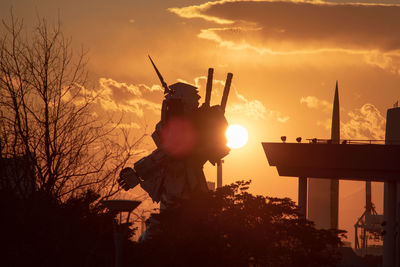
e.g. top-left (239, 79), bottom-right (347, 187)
top-left (0, 188), bottom-right (121, 267)
top-left (360, 254), bottom-right (382, 267)
top-left (129, 181), bottom-right (344, 267)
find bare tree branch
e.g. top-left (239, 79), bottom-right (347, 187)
top-left (0, 12), bottom-right (146, 201)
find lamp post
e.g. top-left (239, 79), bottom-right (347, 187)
top-left (217, 159), bottom-right (224, 188)
top-left (101, 200), bottom-right (141, 267)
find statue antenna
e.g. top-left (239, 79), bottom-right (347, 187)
top-left (148, 55), bottom-right (171, 94)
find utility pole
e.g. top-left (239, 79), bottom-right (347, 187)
top-left (217, 160), bottom-right (224, 188)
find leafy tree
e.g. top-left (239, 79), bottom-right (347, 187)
top-left (129, 181), bottom-right (345, 267)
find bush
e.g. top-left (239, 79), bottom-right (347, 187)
top-left (129, 181), bottom-right (344, 267)
top-left (0, 190), bottom-right (117, 266)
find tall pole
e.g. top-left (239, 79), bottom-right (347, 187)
top-left (113, 224), bottom-right (124, 267)
top-left (366, 181), bottom-right (372, 213)
top-left (217, 160), bottom-right (223, 188)
top-left (298, 177), bottom-right (308, 219)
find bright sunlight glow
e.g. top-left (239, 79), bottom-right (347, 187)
top-left (226, 125), bottom-right (248, 149)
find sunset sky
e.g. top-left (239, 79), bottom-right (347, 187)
top-left (3, 0), bottom-right (400, 245)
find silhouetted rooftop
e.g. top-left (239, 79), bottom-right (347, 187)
top-left (262, 142), bottom-right (400, 181)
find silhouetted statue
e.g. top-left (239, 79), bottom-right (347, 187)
top-left (118, 56), bottom-right (232, 241)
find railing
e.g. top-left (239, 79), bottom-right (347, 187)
top-left (305, 138), bottom-right (386, 145)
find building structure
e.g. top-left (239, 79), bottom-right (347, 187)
top-left (354, 180), bottom-right (383, 256)
top-left (262, 106), bottom-right (400, 267)
top-left (0, 145), bottom-right (36, 196)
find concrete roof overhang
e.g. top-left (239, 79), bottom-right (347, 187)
top-left (262, 142), bottom-right (400, 182)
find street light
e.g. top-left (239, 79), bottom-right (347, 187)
top-left (101, 199), bottom-right (141, 267)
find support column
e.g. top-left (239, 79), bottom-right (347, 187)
top-left (298, 177), bottom-right (307, 219)
top-left (217, 160), bottom-right (223, 188)
top-left (384, 107), bottom-right (400, 266)
top-left (383, 181), bottom-right (397, 267)
top-left (330, 179), bottom-right (339, 229)
top-left (396, 182), bottom-right (400, 267)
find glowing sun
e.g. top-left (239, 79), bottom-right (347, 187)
top-left (226, 125), bottom-right (248, 149)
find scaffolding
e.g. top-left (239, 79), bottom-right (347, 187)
top-left (354, 181), bottom-right (383, 256)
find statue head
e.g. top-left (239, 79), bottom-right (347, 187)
top-left (166, 82), bottom-right (200, 111)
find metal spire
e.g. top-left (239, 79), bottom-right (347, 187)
top-left (330, 80), bottom-right (340, 230)
top-left (331, 80), bottom-right (340, 143)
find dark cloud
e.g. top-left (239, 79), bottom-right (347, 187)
top-left (172, 1), bottom-right (400, 52)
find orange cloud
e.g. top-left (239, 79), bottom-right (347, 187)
top-left (169, 1), bottom-right (235, 24)
top-left (97, 78), bottom-right (162, 117)
top-left (304, 99), bottom-right (386, 140)
top-left (227, 88), bottom-right (289, 122)
top-left (192, 74), bottom-right (289, 122)
top-left (364, 51), bottom-right (400, 74)
top-left (341, 103), bottom-right (386, 140)
top-left (300, 96), bottom-right (332, 112)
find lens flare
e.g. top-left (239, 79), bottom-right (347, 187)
top-left (226, 125), bottom-right (248, 149)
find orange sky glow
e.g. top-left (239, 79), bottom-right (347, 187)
top-left (3, 0), bottom-right (400, 245)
